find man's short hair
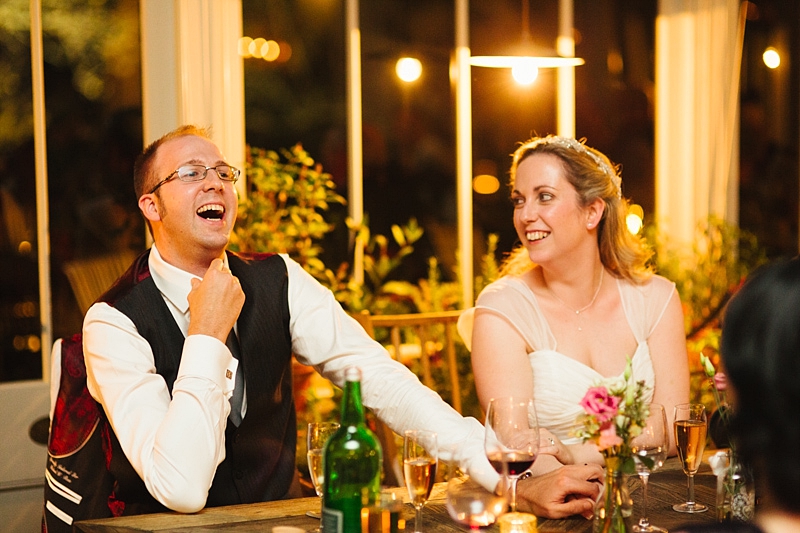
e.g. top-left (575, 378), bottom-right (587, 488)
top-left (133, 125), bottom-right (212, 199)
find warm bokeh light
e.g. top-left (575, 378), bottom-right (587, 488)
top-left (249, 38), bottom-right (267, 58)
top-left (473, 174), bottom-right (500, 195)
top-left (607, 50), bottom-right (624, 75)
top-left (239, 36), bottom-right (253, 58)
top-left (262, 40), bottom-right (280, 61)
top-left (396, 57), bottom-right (422, 82)
top-left (27, 335), bottom-right (41, 353)
top-left (11, 334), bottom-right (38, 352)
top-left (626, 204), bottom-right (644, 235)
top-left (239, 36), bottom-right (291, 62)
top-left (511, 60), bottom-right (539, 85)
top-left (763, 47), bottom-right (780, 69)
top-left (275, 41), bottom-right (292, 62)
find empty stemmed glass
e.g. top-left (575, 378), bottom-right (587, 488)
top-left (404, 430), bottom-right (438, 533)
top-left (444, 453), bottom-right (507, 530)
top-left (631, 403), bottom-right (669, 532)
top-left (673, 403), bottom-right (708, 513)
top-left (307, 421), bottom-right (340, 530)
top-left (484, 397), bottom-right (539, 513)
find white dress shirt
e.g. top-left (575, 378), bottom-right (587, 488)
top-left (82, 245), bottom-right (497, 512)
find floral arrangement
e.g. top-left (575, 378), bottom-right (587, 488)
top-left (573, 359), bottom-right (651, 531)
top-left (573, 358), bottom-right (652, 472)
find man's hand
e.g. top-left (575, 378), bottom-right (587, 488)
top-left (515, 464), bottom-right (603, 519)
top-left (186, 258), bottom-right (245, 342)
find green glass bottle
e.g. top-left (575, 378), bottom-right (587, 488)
top-left (322, 367), bottom-right (383, 533)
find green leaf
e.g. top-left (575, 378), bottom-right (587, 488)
top-left (620, 456), bottom-right (638, 475)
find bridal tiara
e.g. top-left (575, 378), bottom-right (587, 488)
top-left (528, 136), bottom-right (622, 199)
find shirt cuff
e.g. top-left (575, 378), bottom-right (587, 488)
top-left (177, 334), bottom-right (237, 395)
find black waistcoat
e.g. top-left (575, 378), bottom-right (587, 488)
top-left (97, 249), bottom-right (296, 515)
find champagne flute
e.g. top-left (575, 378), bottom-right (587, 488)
top-left (404, 430), bottom-right (438, 533)
top-left (307, 421), bottom-right (340, 529)
top-left (631, 403), bottom-right (669, 532)
top-left (673, 403), bottom-right (708, 513)
top-left (484, 397), bottom-right (539, 513)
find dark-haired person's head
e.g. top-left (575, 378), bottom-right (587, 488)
top-left (721, 256), bottom-right (800, 515)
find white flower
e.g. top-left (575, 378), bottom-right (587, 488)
top-left (598, 375), bottom-right (627, 395)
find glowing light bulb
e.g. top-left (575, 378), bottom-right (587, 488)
top-left (511, 59), bottom-right (539, 85)
top-left (763, 47), bottom-right (780, 69)
top-left (396, 57), bottom-right (422, 82)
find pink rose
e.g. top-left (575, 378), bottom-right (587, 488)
top-left (580, 387), bottom-right (620, 423)
top-left (598, 423), bottom-right (623, 450)
top-left (714, 372), bottom-right (727, 391)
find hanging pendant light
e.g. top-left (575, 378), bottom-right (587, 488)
top-left (470, 0), bottom-right (584, 70)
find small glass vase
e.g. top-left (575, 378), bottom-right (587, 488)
top-left (594, 455), bottom-right (634, 533)
top-left (722, 455), bottom-right (755, 522)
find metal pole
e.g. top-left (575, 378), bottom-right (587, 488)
top-left (30, 0), bottom-right (52, 381)
top-left (557, 0), bottom-right (576, 137)
top-left (346, 0), bottom-right (364, 285)
top-left (455, 0), bottom-right (473, 307)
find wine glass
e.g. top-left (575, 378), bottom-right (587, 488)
top-left (484, 397), bottom-right (539, 513)
top-left (630, 403), bottom-right (669, 532)
top-left (672, 403), bottom-right (708, 513)
top-left (307, 421), bottom-right (340, 529)
top-left (403, 430), bottom-right (438, 533)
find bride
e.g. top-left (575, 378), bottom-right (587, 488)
top-left (459, 135), bottom-right (689, 475)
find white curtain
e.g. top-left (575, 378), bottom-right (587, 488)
top-left (140, 0), bottom-right (246, 178)
top-left (655, 0), bottom-right (745, 251)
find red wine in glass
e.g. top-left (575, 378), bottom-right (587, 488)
top-left (487, 451), bottom-right (536, 477)
top-left (484, 397), bottom-right (539, 513)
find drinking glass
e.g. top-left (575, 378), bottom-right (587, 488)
top-left (631, 403), bottom-right (669, 532)
top-left (673, 403), bottom-right (708, 513)
top-left (307, 421), bottom-right (340, 529)
top-left (403, 430), bottom-right (438, 533)
top-left (446, 466), bottom-right (507, 530)
top-left (484, 397), bottom-right (539, 513)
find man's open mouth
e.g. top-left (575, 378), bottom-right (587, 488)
top-left (197, 204), bottom-right (225, 220)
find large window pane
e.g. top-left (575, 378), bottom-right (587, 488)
top-left (0, 0), bottom-right (143, 383)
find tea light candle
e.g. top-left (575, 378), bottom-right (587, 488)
top-left (498, 512), bottom-right (537, 533)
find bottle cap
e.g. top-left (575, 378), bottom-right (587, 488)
top-left (345, 366), bottom-right (362, 382)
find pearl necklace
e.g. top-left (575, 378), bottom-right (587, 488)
top-left (547, 268), bottom-right (604, 330)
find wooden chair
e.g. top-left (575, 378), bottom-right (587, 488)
top-left (63, 250), bottom-right (137, 314)
top-left (352, 309), bottom-right (465, 414)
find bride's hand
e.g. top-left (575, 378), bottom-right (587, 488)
top-left (538, 428), bottom-right (574, 465)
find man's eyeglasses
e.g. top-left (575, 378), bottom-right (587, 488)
top-left (148, 164), bottom-right (241, 194)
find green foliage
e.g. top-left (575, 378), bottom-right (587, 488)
top-left (645, 215), bottom-right (767, 411)
top-left (230, 144), bottom-right (346, 281)
top-left (475, 233), bottom-right (501, 296)
top-left (321, 217), bottom-right (428, 313)
top-left (646, 215), bottom-right (767, 340)
top-left (0, 0), bottom-right (139, 150)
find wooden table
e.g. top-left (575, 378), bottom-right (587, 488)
top-left (75, 456), bottom-right (719, 533)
